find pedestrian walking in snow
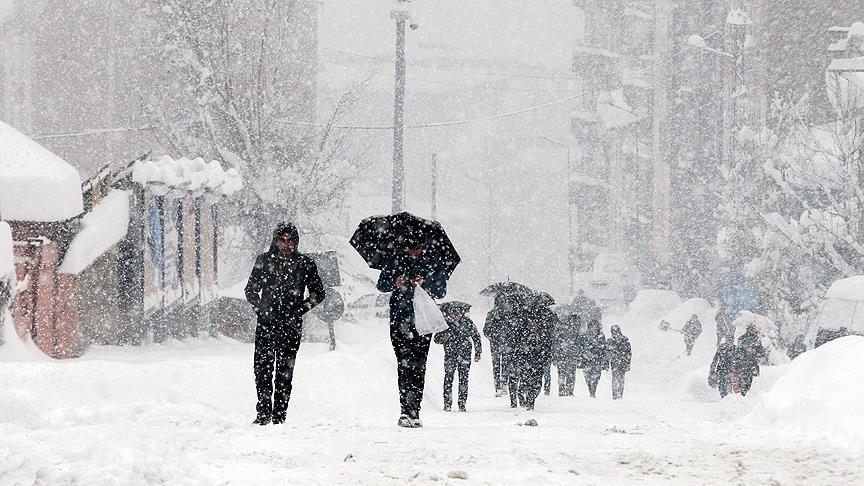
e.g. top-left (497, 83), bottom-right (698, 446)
top-left (245, 222), bottom-right (325, 425)
top-left (553, 313), bottom-right (582, 396)
top-left (581, 320), bottom-right (607, 398)
top-left (484, 294), bottom-right (515, 396)
top-left (506, 294), bottom-right (554, 410)
top-left (434, 302), bottom-right (482, 412)
top-left (709, 334), bottom-right (737, 398)
top-left (350, 212), bottom-right (460, 428)
top-left (682, 314), bottom-right (702, 356)
top-left (735, 324), bottom-right (766, 396)
top-left (786, 334), bottom-right (807, 360)
top-left (606, 325), bottom-right (631, 400)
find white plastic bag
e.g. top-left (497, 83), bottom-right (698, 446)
top-left (413, 287), bottom-right (448, 335)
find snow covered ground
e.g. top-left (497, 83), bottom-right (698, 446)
top-left (1, 311), bottom-right (862, 485)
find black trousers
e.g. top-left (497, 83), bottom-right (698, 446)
top-left (583, 368), bottom-right (601, 398)
top-left (443, 350), bottom-right (471, 409)
top-left (542, 363), bottom-right (552, 395)
top-left (390, 326), bottom-right (432, 418)
top-left (611, 370), bottom-right (626, 399)
top-left (557, 363), bottom-right (577, 396)
top-left (254, 321), bottom-right (302, 420)
top-left (738, 373), bottom-right (754, 396)
top-left (490, 343), bottom-right (508, 392)
top-left (508, 357), bottom-right (544, 409)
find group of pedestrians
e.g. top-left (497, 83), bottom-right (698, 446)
top-left (709, 322), bottom-right (767, 398)
top-left (479, 292), bottom-right (632, 410)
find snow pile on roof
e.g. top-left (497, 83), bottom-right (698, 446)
top-left (748, 336), bottom-right (864, 448)
top-left (58, 190), bottom-right (130, 275)
top-left (0, 222), bottom-right (12, 283)
top-left (825, 276), bottom-right (864, 301)
top-left (132, 155), bottom-right (243, 197)
top-left (726, 9), bottom-right (752, 26)
top-left (0, 120), bottom-right (83, 222)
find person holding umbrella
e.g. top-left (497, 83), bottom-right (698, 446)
top-left (434, 302), bottom-right (482, 412)
top-left (351, 213), bottom-right (460, 428)
top-left (245, 222), bottom-right (325, 425)
top-left (506, 292), bottom-right (554, 411)
top-left (480, 282), bottom-right (531, 397)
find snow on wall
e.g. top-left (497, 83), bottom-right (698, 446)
top-left (748, 336), bottom-right (864, 449)
top-left (0, 221), bottom-right (12, 282)
top-left (58, 190), bottom-right (130, 276)
top-left (0, 120), bottom-right (84, 222)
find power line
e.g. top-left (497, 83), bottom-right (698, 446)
top-left (324, 59), bottom-right (578, 94)
top-left (285, 31), bottom-right (722, 131)
top-left (322, 48), bottom-right (581, 81)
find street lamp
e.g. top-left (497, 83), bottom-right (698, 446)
top-left (390, 0), bottom-right (418, 214)
top-left (539, 136), bottom-right (576, 296)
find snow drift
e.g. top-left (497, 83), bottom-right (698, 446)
top-left (748, 336), bottom-right (864, 448)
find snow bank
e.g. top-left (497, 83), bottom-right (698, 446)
top-left (748, 336), bottom-right (864, 448)
top-left (133, 155), bottom-right (243, 197)
top-left (0, 120), bottom-right (83, 222)
top-left (623, 289), bottom-right (683, 326)
top-left (59, 190), bottom-right (130, 275)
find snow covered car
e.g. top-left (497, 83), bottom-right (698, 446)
top-left (811, 276), bottom-right (864, 348)
top-left (346, 293), bottom-right (390, 322)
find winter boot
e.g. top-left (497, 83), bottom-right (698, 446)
top-left (397, 415), bottom-right (413, 428)
top-left (253, 415), bottom-right (271, 426)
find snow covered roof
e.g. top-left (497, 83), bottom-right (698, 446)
top-left (58, 190), bottom-right (130, 275)
top-left (132, 155), bottom-right (243, 198)
top-left (827, 57), bottom-right (864, 72)
top-left (726, 9), bottom-right (752, 26)
top-left (0, 120), bottom-right (84, 222)
top-left (825, 276), bottom-right (864, 302)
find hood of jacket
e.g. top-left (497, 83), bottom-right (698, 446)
top-left (269, 221), bottom-right (300, 253)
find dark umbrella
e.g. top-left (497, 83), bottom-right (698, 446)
top-left (350, 212), bottom-right (461, 276)
top-left (439, 301), bottom-right (472, 316)
top-left (533, 291), bottom-right (556, 307)
top-left (480, 281), bottom-right (532, 297)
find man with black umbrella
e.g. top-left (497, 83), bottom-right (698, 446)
top-left (506, 293), bottom-right (554, 411)
top-left (376, 229), bottom-right (448, 428)
top-left (434, 302), bottom-right (482, 412)
top-left (245, 222), bottom-right (325, 425)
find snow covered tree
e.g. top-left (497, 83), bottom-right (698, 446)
top-left (144, 0), bottom-right (367, 254)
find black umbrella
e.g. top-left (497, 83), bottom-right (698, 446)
top-left (533, 291), bottom-right (556, 307)
top-left (350, 212), bottom-right (461, 277)
top-left (480, 281), bottom-right (532, 297)
top-left (439, 301), bottom-right (472, 316)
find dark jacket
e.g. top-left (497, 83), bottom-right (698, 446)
top-left (244, 222), bottom-right (325, 325)
top-left (434, 314), bottom-right (482, 358)
top-left (711, 342), bottom-right (737, 377)
top-left (606, 334), bottom-right (632, 372)
top-left (581, 329), bottom-right (607, 371)
top-left (506, 304), bottom-right (554, 368)
top-left (553, 314), bottom-right (582, 368)
top-left (736, 328), bottom-right (766, 377)
top-left (683, 317), bottom-right (703, 341)
top-left (376, 251), bottom-right (447, 332)
top-left (483, 306), bottom-right (511, 347)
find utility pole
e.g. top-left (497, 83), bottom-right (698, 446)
top-left (430, 153), bottom-right (438, 221)
top-left (390, 1), bottom-right (413, 214)
top-left (541, 136), bottom-right (576, 295)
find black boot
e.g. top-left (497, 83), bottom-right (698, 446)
top-left (253, 414), bottom-right (271, 426)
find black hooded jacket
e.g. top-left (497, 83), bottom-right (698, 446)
top-left (245, 222), bottom-right (326, 324)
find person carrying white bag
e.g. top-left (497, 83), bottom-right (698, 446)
top-left (376, 231), bottom-right (449, 429)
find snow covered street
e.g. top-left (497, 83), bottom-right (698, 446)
top-left (2, 319), bottom-right (861, 486)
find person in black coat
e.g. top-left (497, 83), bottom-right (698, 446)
top-left (682, 314), bottom-right (702, 356)
top-left (506, 296), bottom-right (554, 410)
top-left (581, 320), bottom-right (607, 398)
top-left (553, 314), bottom-right (581, 396)
top-left (606, 325), bottom-right (631, 400)
top-left (736, 324), bottom-right (766, 396)
top-left (786, 334), bottom-right (807, 360)
top-left (376, 233), bottom-right (448, 428)
top-left (709, 334), bottom-right (737, 398)
top-left (434, 307), bottom-right (482, 412)
top-left (484, 295), bottom-right (514, 396)
top-left (245, 222), bottom-right (325, 425)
